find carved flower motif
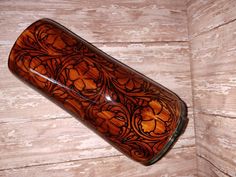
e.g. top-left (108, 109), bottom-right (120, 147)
top-left (115, 70), bottom-right (143, 91)
top-left (140, 100), bottom-right (171, 134)
top-left (37, 23), bottom-right (78, 54)
top-left (117, 75), bottom-right (142, 90)
top-left (96, 111), bottom-right (126, 136)
top-left (27, 57), bottom-right (49, 89)
top-left (68, 61), bottom-right (99, 91)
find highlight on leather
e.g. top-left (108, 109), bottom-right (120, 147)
top-left (8, 18), bottom-right (188, 165)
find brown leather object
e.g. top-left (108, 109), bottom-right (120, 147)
top-left (8, 18), bottom-right (188, 165)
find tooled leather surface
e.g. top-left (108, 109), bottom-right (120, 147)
top-left (8, 19), bottom-right (181, 164)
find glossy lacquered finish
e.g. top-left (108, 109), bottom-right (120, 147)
top-left (8, 19), bottom-right (188, 165)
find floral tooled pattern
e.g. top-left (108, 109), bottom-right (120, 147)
top-left (87, 102), bottom-right (129, 138)
top-left (67, 60), bottom-right (100, 92)
top-left (37, 22), bottom-right (78, 55)
top-left (96, 111), bottom-right (126, 136)
top-left (8, 19), bottom-right (182, 164)
top-left (113, 68), bottom-right (143, 91)
top-left (141, 100), bottom-right (171, 135)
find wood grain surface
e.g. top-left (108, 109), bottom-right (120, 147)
top-left (0, 0), bottom-right (197, 176)
top-left (187, 0), bottom-right (236, 38)
top-left (188, 0), bottom-right (236, 176)
top-left (0, 0), bottom-right (188, 43)
top-left (0, 147), bottom-right (197, 177)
